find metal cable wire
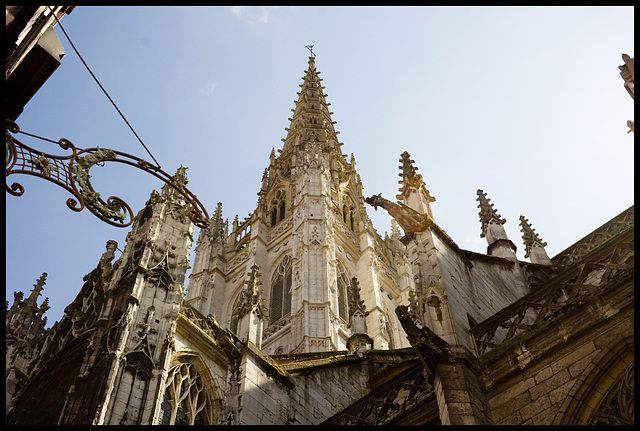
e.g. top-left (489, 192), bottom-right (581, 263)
top-left (15, 129), bottom-right (60, 144)
top-left (46, 6), bottom-right (162, 169)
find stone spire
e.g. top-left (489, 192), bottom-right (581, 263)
top-left (396, 151), bottom-right (436, 218)
top-left (6, 272), bottom-right (50, 344)
top-left (281, 55), bottom-right (342, 155)
top-left (206, 202), bottom-right (228, 243)
top-left (476, 189), bottom-right (516, 259)
top-left (519, 215), bottom-right (552, 265)
top-left (6, 273), bottom-right (51, 410)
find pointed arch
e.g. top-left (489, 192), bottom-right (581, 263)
top-left (336, 262), bottom-right (351, 322)
top-left (229, 293), bottom-right (242, 336)
top-left (148, 268), bottom-right (173, 289)
top-left (269, 189), bottom-right (287, 227)
top-left (555, 335), bottom-right (634, 425)
top-left (269, 255), bottom-right (292, 325)
top-left (342, 194), bottom-right (356, 232)
top-left (108, 351), bottom-right (155, 424)
top-left (159, 354), bottom-right (222, 425)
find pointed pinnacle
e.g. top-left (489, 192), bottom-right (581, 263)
top-left (213, 202), bottom-right (223, 221)
top-left (173, 165), bottom-right (188, 186)
top-left (519, 215), bottom-right (547, 258)
top-left (477, 189), bottom-right (506, 238)
top-left (476, 189), bottom-right (506, 224)
top-left (28, 272), bottom-right (47, 303)
top-left (398, 151), bottom-right (420, 181)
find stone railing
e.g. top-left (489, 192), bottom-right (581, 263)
top-left (552, 206), bottom-right (633, 267)
top-left (262, 315), bottom-right (291, 340)
top-left (470, 225), bottom-right (633, 356)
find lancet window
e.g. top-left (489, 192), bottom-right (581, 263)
top-left (270, 190), bottom-right (287, 227)
top-left (342, 196), bottom-right (356, 231)
top-left (336, 262), bottom-right (351, 322)
top-left (229, 293), bottom-right (241, 335)
top-left (270, 255), bottom-right (292, 324)
top-left (159, 362), bottom-right (213, 425)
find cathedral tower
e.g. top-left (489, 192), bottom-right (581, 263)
top-left (187, 56), bottom-right (410, 354)
top-left (6, 168), bottom-right (195, 425)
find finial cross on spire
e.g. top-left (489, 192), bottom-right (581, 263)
top-left (305, 45), bottom-right (315, 57)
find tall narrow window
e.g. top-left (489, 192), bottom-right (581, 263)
top-left (229, 294), bottom-right (241, 335)
top-left (342, 196), bottom-right (356, 231)
top-left (270, 255), bottom-right (292, 324)
top-left (270, 190), bottom-right (287, 227)
top-left (336, 263), bottom-right (350, 322)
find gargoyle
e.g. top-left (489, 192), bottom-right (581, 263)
top-left (365, 193), bottom-right (431, 233)
top-left (396, 305), bottom-right (455, 378)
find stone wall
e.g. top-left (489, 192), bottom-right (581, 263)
top-left (239, 352), bottom-right (370, 425)
top-left (483, 279), bottom-right (634, 425)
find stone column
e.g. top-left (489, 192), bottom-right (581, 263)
top-left (396, 306), bottom-right (494, 425)
top-left (433, 349), bottom-right (493, 425)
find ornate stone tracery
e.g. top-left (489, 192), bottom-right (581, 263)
top-left (160, 362), bottom-right (214, 425)
top-left (591, 362), bottom-right (634, 425)
top-left (269, 255), bottom-right (293, 325)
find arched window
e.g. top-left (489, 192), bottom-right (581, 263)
top-left (342, 196), bottom-right (356, 231)
top-left (270, 190), bottom-right (287, 227)
top-left (336, 263), bottom-right (350, 322)
top-left (160, 362), bottom-right (213, 425)
top-left (229, 293), bottom-right (241, 335)
top-left (270, 255), bottom-right (292, 324)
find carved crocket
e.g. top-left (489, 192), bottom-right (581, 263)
top-left (365, 193), bottom-right (431, 233)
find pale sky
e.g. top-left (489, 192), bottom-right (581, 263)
top-left (6, 6), bottom-right (634, 327)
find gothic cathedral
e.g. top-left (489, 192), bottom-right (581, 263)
top-left (6, 55), bottom-right (634, 425)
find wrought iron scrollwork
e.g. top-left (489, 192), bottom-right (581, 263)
top-left (6, 119), bottom-right (210, 228)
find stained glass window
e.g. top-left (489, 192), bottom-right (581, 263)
top-left (270, 255), bottom-right (292, 324)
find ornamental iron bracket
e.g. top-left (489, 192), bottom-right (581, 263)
top-left (6, 119), bottom-right (210, 228)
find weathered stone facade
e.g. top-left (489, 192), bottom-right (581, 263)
top-left (6, 55), bottom-right (633, 425)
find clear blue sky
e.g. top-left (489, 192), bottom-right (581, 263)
top-left (6, 6), bottom-right (634, 327)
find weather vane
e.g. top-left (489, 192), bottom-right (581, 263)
top-left (305, 45), bottom-right (315, 57)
